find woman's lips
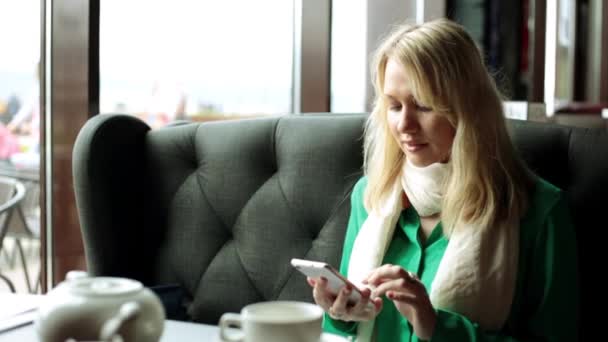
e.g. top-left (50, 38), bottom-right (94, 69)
top-left (403, 142), bottom-right (427, 152)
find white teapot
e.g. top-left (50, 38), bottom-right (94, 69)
top-left (35, 272), bottom-right (165, 342)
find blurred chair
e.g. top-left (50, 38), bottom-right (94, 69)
top-left (4, 179), bottom-right (41, 293)
top-left (0, 176), bottom-right (26, 293)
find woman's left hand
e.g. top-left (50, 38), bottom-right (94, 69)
top-left (364, 264), bottom-right (437, 340)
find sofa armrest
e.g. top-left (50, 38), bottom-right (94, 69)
top-left (72, 114), bottom-right (152, 281)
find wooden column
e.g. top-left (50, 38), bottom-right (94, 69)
top-left (530, 0), bottom-right (546, 103)
top-left (293, 0), bottom-right (331, 113)
top-left (48, 0), bottom-right (97, 286)
top-left (600, 1), bottom-right (608, 102)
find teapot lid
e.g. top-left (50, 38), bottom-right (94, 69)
top-left (66, 277), bottom-right (143, 297)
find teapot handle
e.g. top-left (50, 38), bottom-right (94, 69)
top-left (99, 301), bottom-right (141, 341)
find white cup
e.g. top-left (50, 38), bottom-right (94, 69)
top-left (219, 301), bottom-right (323, 342)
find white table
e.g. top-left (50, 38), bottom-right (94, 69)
top-left (0, 294), bottom-right (228, 341)
top-left (0, 319), bottom-right (226, 341)
top-left (0, 320), bottom-right (350, 341)
top-left (0, 294), bottom-right (349, 341)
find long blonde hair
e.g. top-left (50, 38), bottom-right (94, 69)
top-left (364, 18), bottom-right (534, 233)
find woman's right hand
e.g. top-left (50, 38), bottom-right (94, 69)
top-left (307, 277), bottom-right (383, 322)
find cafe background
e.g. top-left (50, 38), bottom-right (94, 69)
top-left (0, 0), bottom-right (606, 294)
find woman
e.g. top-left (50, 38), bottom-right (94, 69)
top-left (307, 19), bottom-right (578, 341)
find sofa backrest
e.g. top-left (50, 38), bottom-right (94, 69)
top-left (73, 113), bottom-right (606, 332)
top-left (507, 119), bottom-right (606, 339)
top-left (73, 113), bottom-right (366, 323)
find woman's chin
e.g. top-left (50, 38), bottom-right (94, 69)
top-left (405, 155), bottom-right (443, 168)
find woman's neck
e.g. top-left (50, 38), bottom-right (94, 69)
top-left (419, 213), bottom-right (440, 243)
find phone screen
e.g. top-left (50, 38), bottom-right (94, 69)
top-left (291, 258), bottom-right (363, 304)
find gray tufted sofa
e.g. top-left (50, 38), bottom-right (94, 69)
top-left (73, 113), bottom-right (607, 339)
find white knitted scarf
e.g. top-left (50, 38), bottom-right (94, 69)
top-left (348, 159), bottom-right (518, 341)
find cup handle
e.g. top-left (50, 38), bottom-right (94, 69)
top-left (99, 301), bottom-right (141, 341)
top-left (219, 313), bottom-right (244, 341)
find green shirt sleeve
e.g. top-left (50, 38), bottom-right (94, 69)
top-left (322, 177), bottom-right (369, 338)
top-left (430, 192), bottom-right (579, 342)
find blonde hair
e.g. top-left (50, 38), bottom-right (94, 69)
top-left (364, 18), bottom-right (534, 233)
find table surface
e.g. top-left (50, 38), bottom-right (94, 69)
top-left (0, 294), bottom-right (228, 341)
top-left (0, 320), bottom-right (351, 341)
top-left (0, 294), bottom-right (349, 341)
top-left (0, 319), bottom-right (227, 342)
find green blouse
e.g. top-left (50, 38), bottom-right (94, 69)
top-left (323, 177), bottom-right (579, 341)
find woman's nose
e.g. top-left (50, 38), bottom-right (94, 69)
top-left (397, 106), bottom-right (417, 133)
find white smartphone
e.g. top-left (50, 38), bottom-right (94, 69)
top-left (291, 258), bottom-right (365, 305)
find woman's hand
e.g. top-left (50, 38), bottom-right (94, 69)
top-left (307, 277), bottom-right (382, 322)
top-left (364, 264), bottom-right (437, 340)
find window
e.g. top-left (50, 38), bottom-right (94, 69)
top-left (0, 0), bottom-right (42, 294)
top-left (100, 0), bottom-right (294, 129)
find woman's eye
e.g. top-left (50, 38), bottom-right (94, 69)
top-left (417, 105), bottom-right (432, 112)
top-left (389, 104), bottom-right (402, 111)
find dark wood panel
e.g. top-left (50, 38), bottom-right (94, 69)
top-left (531, 0), bottom-right (546, 102)
top-left (601, 1), bottom-right (608, 102)
top-left (50, 0), bottom-right (92, 285)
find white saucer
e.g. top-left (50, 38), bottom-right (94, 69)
top-left (321, 332), bottom-right (351, 341)
top-left (216, 332), bottom-right (350, 341)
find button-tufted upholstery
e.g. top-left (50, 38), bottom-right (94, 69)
top-left (73, 113), bottom-right (606, 337)
top-left (72, 113), bottom-right (365, 323)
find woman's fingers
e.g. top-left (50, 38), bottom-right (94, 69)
top-left (372, 277), bottom-right (413, 298)
top-left (371, 274), bottom-right (426, 302)
top-left (328, 285), bottom-right (351, 319)
top-left (311, 277), bottom-right (334, 310)
top-left (365, 264), bottom-right (419, 288)
top-left (386, 290), bottom-right (417, 303)
top-left (306, 277), bottom-right (316, 287)
top-left (370, 296), bottom-right (384, 312)
top-left (309, 277), bottom-right (384, 322)
top-left (350, 287), bottom-right (371, 312)
top-left (351, 287), bottom-right (383, 316)
top-left (365, 264), bottom-right (415, 284)
top-left (329, 285), bottom-right (384, 321)
top-left (311, 277), bottom-right (352, 320)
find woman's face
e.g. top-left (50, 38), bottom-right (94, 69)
top-left (383, 58), bottom-right (455, 167)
